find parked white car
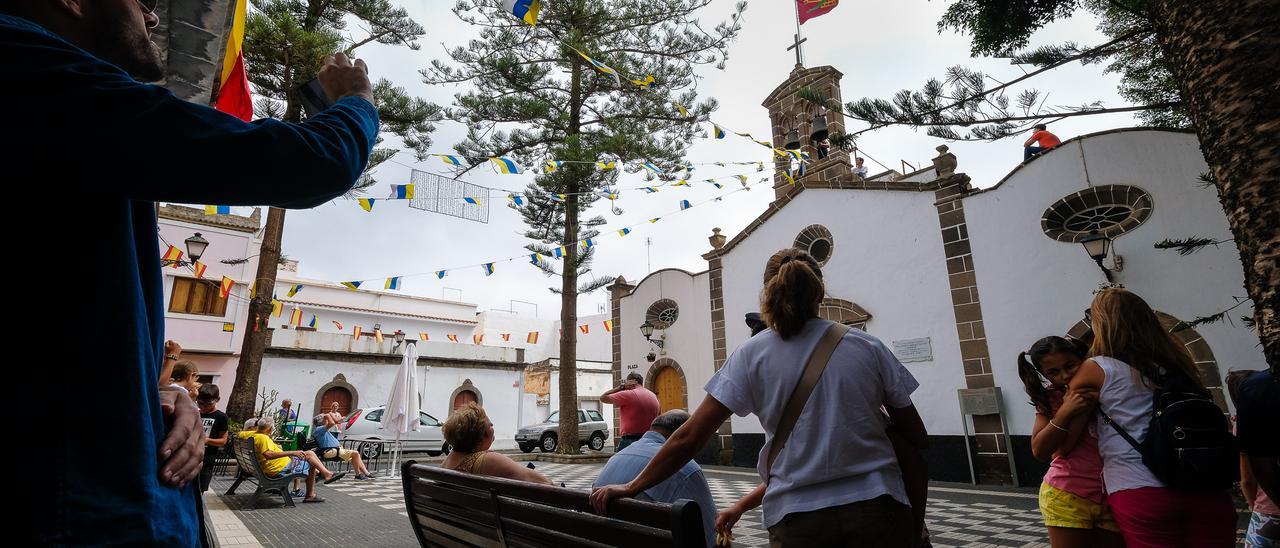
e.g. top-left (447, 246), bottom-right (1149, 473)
top-left (339, 406), bottom-right (448, 458)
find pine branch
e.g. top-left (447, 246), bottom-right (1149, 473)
top-left (1170, 297), bottom-right (1252, 332)
top-left (1197, 172), bottom-right (1217, 189)
top-left (1153, 236), bottom-right (1233, 255)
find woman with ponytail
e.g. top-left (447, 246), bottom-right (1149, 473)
top-left (591, 249), bottom-right (927, 547)
top-left (1017, 336), bottom-right (1122, 548)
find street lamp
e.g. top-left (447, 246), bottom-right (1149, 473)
top-left (184, 232), bottom-right (209, 263)
top-left (392, 330), bottom-right (407, 352)
top-left (639, 320), bottom-right (664, 349)
top-left (1080, 231), bottom-right (1114, 281)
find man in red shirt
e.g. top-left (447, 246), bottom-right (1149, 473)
top-left (601, 372), bottom-right (661, 450)
top-left (1023, 123), bottom-right (1062, 161)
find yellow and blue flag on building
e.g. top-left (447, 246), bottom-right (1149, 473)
top-left (341, 281), bottom-right (362, 290)
top-left (287, 284), bottom-right (303, 297)
top-left (205, 205), bottom-right (231, 215)
top-left (501, 0), bottom-right (540, 26)
top-left (358, 198), bottom-right (375, 212)
top-left (435, 271), bottom-right (447, 279)
top-left (571, 47), bottom-right (621, 85)
top-left (712, 124), bottom-right (725, 139)
top-left (679, 200), bottom-right (692, 210)
top-left (490, 156), bottom-right (522, 174)
top-left (385, 277), bottom-right (401, 290)
top-left (617, 227), bottom-right (632, 237)
top-left (482, 263), bottom-right (495, 276)
top-left (308, 314), bottom-right (317, 328)
top-left (390, 184), bottom-right (414, 199)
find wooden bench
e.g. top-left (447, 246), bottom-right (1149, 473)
top-left (401, 461), bottom-right (706, 548)
top-left (224, 436), bottom-right (310, 508)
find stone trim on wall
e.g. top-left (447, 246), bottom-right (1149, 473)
top-left (935, 175), bottom-right (1014, 485)
top-left (448, 379), bottom-right (483, 412)
top-left (645, 358), bottom-right (690, 413)
top-left (312, 374), bottom-right (359, 417)
top-left (818, 298), bottom-right (871, 328)
top-left (707, 257), bottom-right (733, 464)
top-left (608, 277), bottom-right (635, 449)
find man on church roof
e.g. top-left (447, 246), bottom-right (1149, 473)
top-left (853, 157), bottom-right (869, 178)
top-left (1023, 123), bottom-right (1063, 161)
top-left (601, 372), bottom-right (661, 451)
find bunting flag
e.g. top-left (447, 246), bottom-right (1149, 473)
top-left (617, 227), bottom-right (632, 237)
top-left (648, 217), bottom-right (661, 223)
top-left (473, 334), bottom-right (484, 345)
top-left (332, 320), bottom-right (344, 331)
top-left (679, 200), bottom-right (692, 210)
top-left (642, 162), bottom-right (662, 175)
top-left (418, 332), bottom-right (429, 341)
top-left (604, 192), bottom-right (620, 200)
top-left (374, 328), bottom-right (384, 343)
top-left (712, 124), bottom-right (726, 139)
top-left (434, 154), bottom-right (464, 166)
top-left (501, 0), bottom-right (540, 26)
top-left (603, 319), bottom-right (614, 332)
top-left (550, 194), bottom-right (567, 202)
top-left (737, 174), bottom-right (749, 186)
top-left (797, 0), bottom-right (839, 24)
top-left (482, 263), bottom-right (495, 276)
top-left (639, 187), bottom-right (658, 194)
top-left (204, 205), bottom-right (231, 215)
top-left (552, 246), bottom-right (566, 259)
top-left (308, 314), bottom-right (317, 328)
top-left (463, 197), bottom-right (482, 206)
top-left (672, 180), bottom-right (690, 187)
top-left (341, 281), bottom-right (362, 290)
top-left (162, 245), bottom-right (183, 266)
top-left (287, 284), bottom-right (303, 297)
top-left (712, 182), bottom-right (724, 189)
top-left (579, 324), bottom-right (590, 334)
top-left (630, 75), bottom-right (656, 89)
top-left (490, 157), bottom-right (522, 174)
top-left (193, 260), bottom-right (207, 279)
top-left (271, 300), bottom-right (283, 317)
top-left (353, 325), bottom-right (362, 339)
top-left (447, 334), bottom-right (459, 342)
top-left (250, 281), bottom-right (257, 299)
top-left (435, 271), bottom-right (447, 279)
top-left (526, 331), bottom-right (539, 344)
top-left (529, 253), bottom-right (549, 268)
top-left (572, 47), bottom-right (621, 85)
top-left (785, 149), bottom-right (803, 161)
top-left (783, 170), bottom-right (797, 186)
top-left (390, 184), bottom-right (414, 200)
top-left (544, 160), bottom-right (563, 173)
top-left (358, 198), bottom-right (376, 212)
top-left (385, 277), bottom-right (401, 290)
top-left (596, 161), bottom-right (616, 170)
top-left (290, 308), bottom-right (303, 327)
top-left (675, 102), bottom-right (689, 117)
top-left (509, 194), bottom-right (526, 206)
top-left (580, 238), bottom-right (595, 250)
top-left (501, 333), bottom-right (511, 341)
top-left (219, 276), bottom-right (234, 298)
top-left (213, 0), bottom-right (252, 121)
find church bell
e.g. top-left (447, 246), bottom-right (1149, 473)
top-left (784, 128), bottom-right (801, 151)
top-left (810, 115), bottom-right (829, 142)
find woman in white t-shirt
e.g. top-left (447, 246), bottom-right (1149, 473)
top-left (590, 248), bottom-right (927, 547)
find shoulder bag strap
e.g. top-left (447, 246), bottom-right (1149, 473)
top-left (1099, 408), bottom-right (1143, 453)
top-left (764, 322), bottom-right (852, 484)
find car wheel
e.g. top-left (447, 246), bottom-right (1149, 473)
top-left (540, 434), bottom-right (557, 453)
top-left (441, 443), bottom-right (451, 456)
top-left (519, 444), bottom-right (533, 453)
top-left (589, 432), bottom-right (605, 451)
top-left (358, 441), bottom-right (382, 459)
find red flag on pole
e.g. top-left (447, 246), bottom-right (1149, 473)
top-left (797, 0), bottom-right (838, 24)
top-left (214, 0), bottom-right (253, 121)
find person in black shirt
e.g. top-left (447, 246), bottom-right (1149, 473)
top-left (197, 385), bottom-right (229, 493)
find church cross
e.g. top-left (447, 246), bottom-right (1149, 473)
top-left (786, 33), bottom-right (807, 67)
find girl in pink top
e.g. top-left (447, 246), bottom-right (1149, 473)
top-left (1018, 336), bottom-right (1123, 548)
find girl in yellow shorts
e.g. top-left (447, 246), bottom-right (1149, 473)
top-left (1018, 336), bottom-right (1124, 548)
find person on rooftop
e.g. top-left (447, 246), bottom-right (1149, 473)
top-left (1024, 124), bottom-right (1062, 161)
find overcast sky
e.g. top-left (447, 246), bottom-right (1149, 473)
top-left (270, 0), bottom-right (1140, 319)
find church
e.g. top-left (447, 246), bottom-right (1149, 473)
top-left (608, 65), bottom-right (1267, 485)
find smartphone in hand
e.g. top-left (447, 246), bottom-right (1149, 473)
top-left (298, 78), bottom-right (334, 117)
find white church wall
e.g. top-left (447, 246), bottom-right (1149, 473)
top-left (964, 129), bottom-right (1266, 436)
top-left (718, 188), bottom-right (968, 436)
top-left (618, 269), bottom-right (715, 415)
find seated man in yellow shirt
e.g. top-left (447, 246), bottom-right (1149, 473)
top-left (239, 418), bottom-right (345, 502)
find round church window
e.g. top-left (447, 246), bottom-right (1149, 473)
top-left (646, 299), bottom-right (680, 329)
top-left (1041, 185), bottom-right (1153, 243)
top-left (793, 224), bottom-right (835, 266)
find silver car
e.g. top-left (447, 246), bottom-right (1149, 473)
top-left (515, 409), bottom-right (609, 453)
top-left (339, 406), bottom-right (448, 458)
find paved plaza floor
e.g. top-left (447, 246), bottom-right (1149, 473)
top-left (208, 461), bottom-right (1249, 547)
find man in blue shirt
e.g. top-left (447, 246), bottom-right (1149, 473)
top-left (593, 410), bottom-right (718, 547)
top-left (313, 412), bottom-right (376, 480)
top-left (5, 0), bottom-right (380, 544)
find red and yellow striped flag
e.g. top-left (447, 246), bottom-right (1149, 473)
top-left (219, 276), bottom-right (234, 298)
top-left (526, 331), bottom-right (539, 344)
top-left (271, 300), bottom-right (283, 317)
top-left (214, 0), bottom-right (253, 121)
top-left (290, 308), bottom-right (303, 327)
top-left (374, 329), bottom-right (384, 343)
top-left (473, 334), bottom-right (484, 345)
top-left (353, 325), bottom-right (362, 339)
top-left (501, 333), bottom-right (511, 341)
top-left (193, 260), bottom-right (207, 279)
top-left (447, 334), bottom-right (459, 342)
top-left (162, 245), bottom-right (183, 267)
top-left (603, 319), bottom-right (614, 332)
top-left (579, 324), bottom-right (589, 334)
top-left (419, 332), bottom-right (429, 341)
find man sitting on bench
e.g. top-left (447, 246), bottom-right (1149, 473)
top-left (239, 418), bottom-right (345, 502)
top-left (312, 411), bottom-right (376, 480)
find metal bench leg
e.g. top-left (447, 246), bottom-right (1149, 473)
top-left (225, 473), bottom-right (246, 496)
top-left (281, 487), bottom-right (297, 508)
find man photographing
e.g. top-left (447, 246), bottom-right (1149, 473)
top-left (601, 373), bottom-right (661, 451)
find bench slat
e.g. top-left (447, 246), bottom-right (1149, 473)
top-left (414, 513), bottom-right (502, 547)
top-left (494, 496), bottom-right (674, 546)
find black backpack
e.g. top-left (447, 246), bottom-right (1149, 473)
top-left (1100, 370), bottom-right (1238, 491)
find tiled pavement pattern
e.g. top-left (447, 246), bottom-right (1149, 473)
top-left (213, 462), bottom-right (1249, 547)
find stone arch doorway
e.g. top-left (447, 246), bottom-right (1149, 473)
top-left (449, 379), bottom-right (482, 413)
top-left (1066, 310), bottom-right (1226, 409)
top-left (313, 374), bottom-right (358, 417)
top-left (646, 358), bottom-right (689, 413)
top-left (819, 298), bottom-right (872, 330)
